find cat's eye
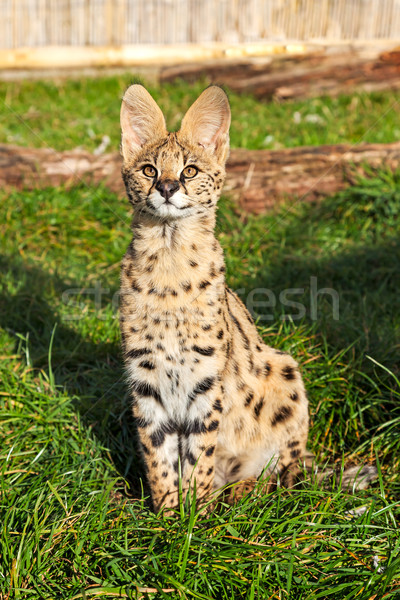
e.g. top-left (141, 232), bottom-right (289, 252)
top-left (142, 165), bottom-right (157, 177)
top-left (182, 165), bottom-right (198, 179)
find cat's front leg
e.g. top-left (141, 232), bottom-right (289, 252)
top-left (133, 382), bottom-right (222, 512)
top-left (179, 394), bottom-right (222, 506)
top-left (134, 404), bottom-right (181, 512)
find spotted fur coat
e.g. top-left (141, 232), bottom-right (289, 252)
top-left (119, 85), bottom-right (376, 512)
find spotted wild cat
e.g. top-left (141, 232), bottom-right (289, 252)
top-left (119, 85), bottom-right (376, 512)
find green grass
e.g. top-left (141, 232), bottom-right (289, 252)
top-left (1, 74), bottom-right (399, 151)
top-left (1, 166), bottom-right (400, 598)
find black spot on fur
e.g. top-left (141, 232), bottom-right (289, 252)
top-left (209, 265), bottom-right (217, 278)
top-left (126, 348), bottom-right (151, 359)
top-left (282, 365), bottom-right (296, 380)
top-left (287, 440), bottom-right (299, 448)
top-left (271, 405), bottom-right (293, 426)
top-left (291, 449), bottom-right (301, 459)
top-left (188, 377), bottom-right (215, 402)
top-left (186, 451), bottom-right (197, 466)
top-left (182, 419), bottom-right (207, 436)
top-left (264, 362), bottom-right (272, 376)
top-left (192, 345), bottom-right (215, 356)
top-left (290, 392), bottom-right (299, 401)
top-left (189, 260), bottom-right (198, 268)
top-left (213, 399), bottom-right (223, 413)
top-left (254, 398), bottom-right (264, 419)
top-left (131, 380), bottom-right (162, 404)
top-left (207, 467), bottom-right (213, 476)
top-left (208, 420), bottom-right (219, 432)
top-left (161, 471), bottom-right (168, 478)
top-left (131, 280), bottom-right (142, 292)
top-left (230, 462), bottom-right (241, 476)
top-left (229, 311), bottom-right (250, 350)
top-left (139, 360), bottom-right (155, 370)
top-left (244, 391), bottom-right (254, 407)
top-left (205, 445), bottom-right (215, 457)
top-left (149, 421), bottom-right (176, 447)
top-left (181, 281), bottom-right (192, 292)
top-left (198, 280), bottom-right (211, 290)
top-left (217, 329), bottom-right (224, 339)
top-left (202, 324), bottom-right (211, 331)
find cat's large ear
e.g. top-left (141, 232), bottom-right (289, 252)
top-left (120, 84), bottom-right (167, 161)
top-left (179, 86), bottom-right (231, 164)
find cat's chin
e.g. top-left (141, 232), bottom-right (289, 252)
top-left (144, 197), bottom-right (201, 220)
top-left (154, 204), bottom-right (196, 220)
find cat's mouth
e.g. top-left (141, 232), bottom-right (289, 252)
top-left (146, 191), bottom-right (193, 218)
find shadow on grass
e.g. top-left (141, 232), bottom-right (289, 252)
top-left (0, 255), bottom-right (147, 500)
top-left (248, 240), bottom-right (400, 374)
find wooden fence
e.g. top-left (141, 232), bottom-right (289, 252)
top-left (1, 0), bottom-right (400, 49)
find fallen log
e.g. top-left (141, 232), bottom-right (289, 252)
top-left (227, 143), bottom-right (400, 212)
top-left (0, 144), bottom-right (124, 195)
top-left (1, 142), bottom-right (400, 213)
top-left (160, 48), bottom-right (400, 101)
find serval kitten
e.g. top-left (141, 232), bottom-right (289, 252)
top-left (119, 85), bottom-right (376, 512)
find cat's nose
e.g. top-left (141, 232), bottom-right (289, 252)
top-left (155, 179), bottom-right (180, 202)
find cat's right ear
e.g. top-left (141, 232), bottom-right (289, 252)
top-left (179, 86), bottom-right (231, 164)
top-left (120, 85), bottom-right (167, 161)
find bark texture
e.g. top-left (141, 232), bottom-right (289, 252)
top-left (2, 142), bottom-right (400, 213)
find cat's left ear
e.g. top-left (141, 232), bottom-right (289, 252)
top-left (179, 86), bottom-right (231, 164)
top-left (120, 84), bottom-right (167, 161)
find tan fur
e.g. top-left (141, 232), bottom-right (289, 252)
top-left (119, 85), bottom-right (376, 512)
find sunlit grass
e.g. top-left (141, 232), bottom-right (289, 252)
top-left (1, 75), bottom-right (399, 152)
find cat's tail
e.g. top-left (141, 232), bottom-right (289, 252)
top-left (218, 452), bottom-right (378, 505)
top-left (301, 450), bottom-right (378, 491)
